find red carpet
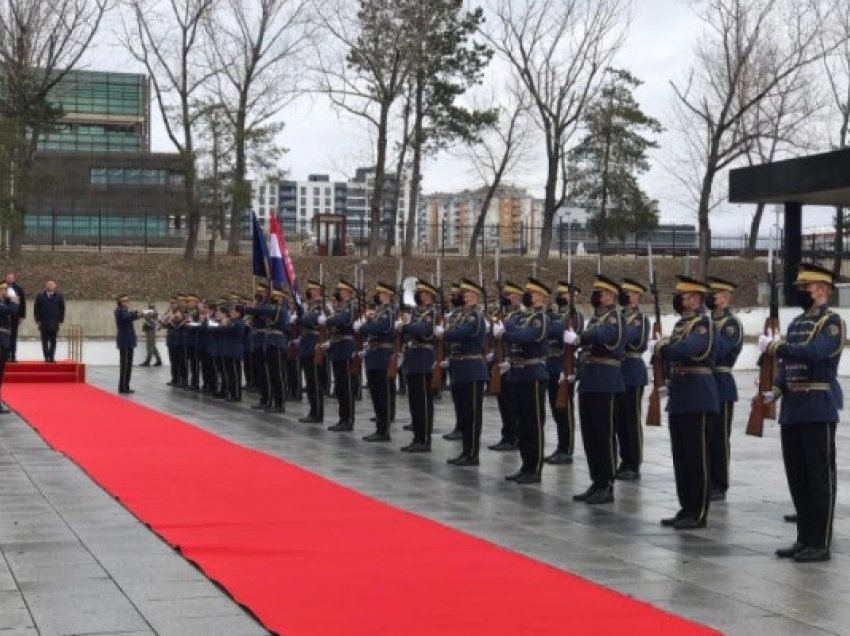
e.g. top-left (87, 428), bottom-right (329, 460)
top-left (5, 384), bottom-right (717, 635)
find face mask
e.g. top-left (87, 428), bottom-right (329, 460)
top-left (672, 293), bottom-right (684, 315)
top-left (617, 292), bottom-right (629, 307)
top-left (798, 290), bottom-right (814, 311)
top-left (452, 293), bottom-right (464, 308)
top-left (556, 296), bottom-right (568, 307)
top-left (705, 293), bottom-right (716, 311)
top-left (499, 296), bottom-right (510, 310)
top-left (333, 291), bottom-right (342, 302)
top-left (590, 290), bottom-right (602, 308)
top-left (373, 293), bottom-right (381, 305)
top-left (521, 292), bottom-right (533, 307)
top-left (254, 293), bottom-right (263, 302)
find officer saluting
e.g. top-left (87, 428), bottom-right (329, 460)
top-left (496, 278), bottom-right (550, 484)
top-left (436, 278), bottom-right (487, 467)
top-left (655, 276), bottom-right (718, 530)
top-left (761, 263), bottom-right (845, 563)
top-left (114, 294), bottom-right (148, 394)
top-left (570, 275), bottom-right (625, 504)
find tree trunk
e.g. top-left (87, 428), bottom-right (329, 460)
top-left (536, 150), bottom-right (559, 261)
top-left (403, 83), bottom-right (424, 259)
top-left (228, 108), bottom-right (248, 256)
top-left (833, 206), bottom-right (844, 278)
top-left (696, 167), bottom-right (716, 279)
top-left (744, 202), bottom-right (766, 259)
top-left (369, 101), bottom-right (392, 257)
top-left (182, 151), bottom-right (199, 261)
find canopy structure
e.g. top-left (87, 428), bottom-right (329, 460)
top-left (729, 147), bottom-right (850, 298)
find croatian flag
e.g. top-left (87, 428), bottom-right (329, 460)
top-left (251, 211), bottom-right (270, 278)
top-left (268, 214), bottom-right (302, 309)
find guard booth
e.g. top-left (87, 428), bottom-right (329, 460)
top-left (313, 213), bottom-right (347, 256)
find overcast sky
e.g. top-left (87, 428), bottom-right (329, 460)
top-left (83, 0), bottom-right (837, 236)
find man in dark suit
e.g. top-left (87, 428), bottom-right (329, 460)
top-left (5, 272), bottom-right (25, 362)
top-left (115, 294), bottom-right (147, 393)
top-left (33, 280), bottom-right (65, 362)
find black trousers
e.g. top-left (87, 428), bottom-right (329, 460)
top-left (188, 347), bottom-right (199, 387)
top-left (266, 347), bottom-right (285, 408)
top-left (286, 355), bottom-right (301, 399)
top-left (118, 347), bottom-right (134, 392)
top-left (201, 352), bottom-right (215, 392)
top-left (448, 370), bottom-right (462, 434)
top-left (669, 412), bottom-right (710, 522)
top-left (616, 386), bottom-right (644, 472)
top-left (452, 380), bottom-right (484, 459)
top-left (0, 346), bottom-right (8, 400)
top-left (516, 379), bottom-right (547, 476)
top-left (782, 422), bottom-right (837, 550)
top-left (332, 359), bottom-right (354, 426)
top-left (244, 348), bottom-right (254, 388)
top-left (9, 321), bottom-right (18, 361)
top-left (707, 401), bottom-right (734, 493)
top-left (167, 344), bottom-right (178, 383)
top-left (40, 327), bottom-right (58, 362)
top-left (406, 371), bottom-right (433, 444)
top-left (253, 348), bottom-right (269, 404)
top-left (176, 344), bottom-right (189, 386)
top-left (301, 355), bottom-right (324, 420)
top-left (579, 392), bottom-right (618, 488)
top-left (389, 373), bottom-right (397, 422)
top-left (367, 368), bottom-right (391, 433)
top-left (496, 379), bottom-right (519, 444)
top-left (546, 375), bottom-right (575, 455)
top-left (224, 357), bottom-right (242, 400)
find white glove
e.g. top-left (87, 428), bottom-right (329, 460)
top-left (648, 338), bottom-right (659, 351)
top-left (293, 338), bottom-right (301, 346)
top-left (353, 317), bottom-right (366, 332)
top-left (557, 372), bottom-right (576, 384)
top-left (394, 319), bottom-right (405, 331)
top-left (762, 391), bottom-right (776, 404)
top-left (498, 361), bottom-right (510, 375)
top-left (657, 386), bottom-right (668, 398)
top-left (358, 348), bottom-right (367, 358)
top-left (207, 320), bottom-right (219, 327)
top-left (397, 354), bottom-right (405, 368)
top-left (440, 359), bottom-right (450, 369)
top-left (320, 341), bottom-right (331, 350)
top-left (483, 318), bottom-right (491, 331)
top-left (434, 325), bottom-right (445, 338)
top-left (492, 322), bottom-right (505, 338)
top-left (188, 321), bottom-right (200, 327)
top-left (563, 329), bottom-right (578, 345)
top-left (6, 287), bottom-right (16, 298)
top-left (486, 352), bottom-right (495, 363)
top-left (317, 314), bottom-right (327, 326)
top-left (757, 333), bottom-right (774, 353)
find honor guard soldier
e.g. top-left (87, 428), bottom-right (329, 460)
top-left (218, 303), bottom-right (246, 402)
top-left (442, 283), bottom-right (465, 441)
top-left (321, 279), bottom-right (357, 432)
top-left (161, 296), bottom-right (180, 385)
top-left (496, 278), bottom-right (550, 484)
top-left (258, 288), bottom-right (290, 413)
top-left (490, 281), bottom-right (523, 451)
top-left (398, 279), bottom-right (438, 452)
top-left (184, 294), bottom-right (201, 390)
top-left (545, 282), bottom-right (584, 465)
top-left (0, 282), bottom-right (21, 411)
top-left (616, 279), bottom-right (650, 481)
top-left (173, 294), bottom-right (190, 388)
top-left (141, 301), bottom-right (162, 368)
top-left (761, 264), bottom-right (845, 563)
top-left (436, 278), bottom-right (487, 467)
top-left (655, 276), bottom-right (718, 530)
top-left (245, 282), bottom-right (271, 410)
top-left (115, 294), bottom-right (148, 394)
top-left (298, 280), bottom-right (325, 423)
top-left (706, 277), bottom-right (743, 501)
top-left (569, 275), bottom-right (625, 505)
top-left (356, 281), bottom-right (397, 442)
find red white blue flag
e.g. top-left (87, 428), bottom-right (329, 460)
top-left (268, 214), bottom-right (302, 309)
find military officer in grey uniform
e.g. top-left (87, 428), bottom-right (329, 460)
top-left (140, 302), bottom-right (162, 367)
top-left (762, 263), bottom-right (845, 563)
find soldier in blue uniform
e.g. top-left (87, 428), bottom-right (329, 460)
top-left (490, 281), bottom-right (523, 452)
top-left (185, 294), bottom-right (201, 391)
top-left (173, 294), bottom-right (189, 388)
top-left (436, 278), bottom-right (487, 466)
top-left (321, 279), bottom-right (357, 432)
top-left (398, 279), bottom-right (438, 452)
top-left (218, 303), bottom-right (246, 402)
top-left (655, 276), bottom-right (718, 530)
top-left (161, 296), bottom-right (180, 386)
top-left (616, 279), bottom-right (650, 481)
top-left (762, 263), bottom-right (845, 563)
top-left (245, 282), bottom-right (271, 410)
top-left (253, 288), bottom-right (290, 414)
top-left (570, 275), bottom-right (625, 504)
top-left (0, 283), bottom-right (21, 411)
top-left (114, 294), bottom-right (147, 394)
top-left (441, 283), bottom-right (465, 441)
top-left (706, 277), bottom-right (743, 501)
top-left (496, 278), bottom-right (550, 484)
top-left (298, 280), bottom-right (325, 423)
top-left (356, 282), bottom-right (397, 442)
top-left (545, 282), bottom-right (584, 465)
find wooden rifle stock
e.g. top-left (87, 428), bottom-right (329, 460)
top-left (746, 317), bottom-right (779, 437)
top-left (431, 311), bottom-right (446, 389)
top-left (313, 324), bottom-right (327, 366)
top-left (646, 321), bottom-right (664, 427)
top-left (387, 329), bottom-right (403, 379)
top-left (487, 313), bottom-right (504, 396)
top-left (350, 294), bottom-right (363, 376)
top-left (555, 309), bottom-right (577, 409)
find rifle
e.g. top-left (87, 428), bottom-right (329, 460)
top-left (287, 297), bottom-right (301, 362)
top-left (313, 271), bottom-right (328, 367)
top-left (555, 281), bottom-right (577, 409)
top-left (488, 282), bottom-right (505, 396)
top-left (479, 260), bottom-right (491, 365)
top-left (350, 263), bottom-right (364, 377)
top-left (388, 261), bottom-right (405, 380)
top-left (430, 262), bottom-right (445, 390)
top-left (646, 244), bottom-right (664, 426)
top-left (746, 233), bottom-right (780, 437)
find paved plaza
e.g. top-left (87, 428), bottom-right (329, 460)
top-left (0, 366), bottom-right (848, 635)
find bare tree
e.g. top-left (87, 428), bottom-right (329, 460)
top-left (669, 0), bottom-right (831, 278)
top-left (313, 0), bottom-right (412, 256)
top-left (485, 0), bottom-right (629, 261)
top-left (122, 0), bottom-right (215, 261)
top-left (0, 0), bottom-right (108, 256)
top-left (206, 0), bottom-right (313, 256)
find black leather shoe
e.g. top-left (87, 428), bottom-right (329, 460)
top-left (264, 406), bottom-right (285, 414)
top-left (489, 440), bottom-right (519, 451)
top-left (443, 430), bottom-right (462, 441)
top-left (616, 469), bottom-right (640, 481)
top-left (660, 511), bottom-right (685, 527)
top-left (139, 362), bottom-right (150, 367)
top-left (505, 471), bottom-right (525, 482)
top-left (403, 424), bottom-right (414, 431)
top-left (453, 456), bottom-right (480, 467)
top-left (328, 423), bottom-right (353, 432)
top-left (775, 542), bottom-right (805, 559)
top-left (793, 547), bottom-right (830, 563)
top-left (363, 432), bottom-right (391, 442)
top-left (447, 454), bottom-right (468, 465)
top-left (572, 486), bottom-right (596, 502)
top-left (514, 473), bottom-right (541, 485)
top-left (153, 361), bottom-right (162, 367)
top-left (586, 487), bottom-right (614, 505)
top-left (545, 451), bottom-right (573, 465)
top-left (784, 514), bottom-right (798, 523)
top-left (118, 389), bottom-right (135, 394)
top-left (710, 489), bottom-right (726, 502)
top-left (225, 397), bottom-right (241, 403)
top-left (673, 517), bottom-right (706, 530)
top-left (299, 416), bottom-right (323, 424)
top-left (402, 442), bottom-right (431, 453)
top-left (250, 403), bottom-right (269, 410)
top-left (0, 405), bottom-right (10, 414)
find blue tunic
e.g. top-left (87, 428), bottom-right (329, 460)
top-left (712, 309), bottom-right (743, 403)
top-left (577, 304), bottom-right (625, 394)
top-left (504, 307), bottom-right (549, 381)
top-left (444, 306), bottom-right (487, 383)
top-left (622, 307), bottom-right (649, 388)
top-left (326, 301), bottom-right (356, 362)
top-left (0, 301), bottom-right (20, 349)
top-left (360, 304), bottom-right (395, 371)
top-left (299, 301), bottom-right (324, 357)
top-left (115, 307), bottom-right (141, 349)
top-left (402, 306), bottom-right (436, 374)
top-left (659, 309), bottom-right (719, 414)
